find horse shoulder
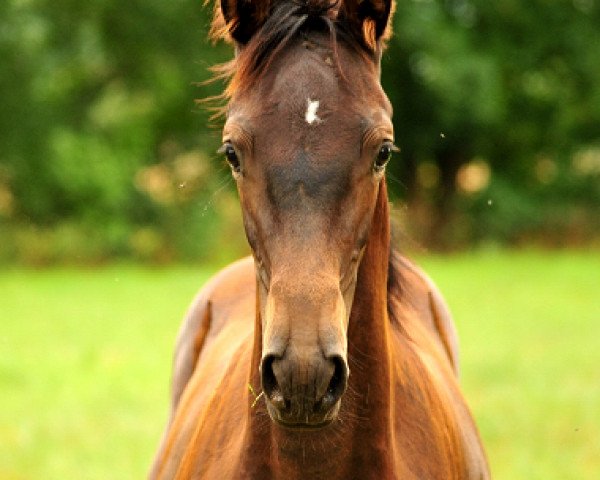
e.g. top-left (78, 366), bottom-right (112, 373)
top-left (394, 255), bottom-right (460, 376)
top-left (150, 258), bottom-right (256, 479)
top-left (170, 256), bottom-right (256, 413)
top-left (391, 256), bottom-right (490, 479)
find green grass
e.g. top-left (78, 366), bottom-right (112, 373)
top-left (1, 251), bottom-right (599, 479)
top-left (0, 266), bottom-right (212, 480)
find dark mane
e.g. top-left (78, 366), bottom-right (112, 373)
top-left (205, 0), bottom-right (375, 116)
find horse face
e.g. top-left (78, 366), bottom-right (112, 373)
top-left (221, 38), bottom-right (393, 427)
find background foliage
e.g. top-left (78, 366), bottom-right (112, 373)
top-left (1, 0), bottom-right (599, 264)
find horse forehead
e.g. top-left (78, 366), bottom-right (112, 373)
top-left (271, 50), bottom-right (338, 96)
top-left (260, 63), bottom-right (358, 208)
top-left (265, 49), bottom-right (347, 123)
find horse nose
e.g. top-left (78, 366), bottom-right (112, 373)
top-left (260, 352), bottom-right (348, 423)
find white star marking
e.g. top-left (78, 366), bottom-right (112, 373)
top-left (305, 98), bottom-right (321, 125)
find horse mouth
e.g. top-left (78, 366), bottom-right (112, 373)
top-left (264, 397), bottom-right (341, 430)
top-left (272, 417), bottom-right (334, 430)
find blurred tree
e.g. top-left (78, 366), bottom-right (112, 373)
top-left (1, 0), bottom-right (599, 263)
top-left (383, 0), bottom-right (600, 248)
top-left (0, 0), bottom-right (239, 263)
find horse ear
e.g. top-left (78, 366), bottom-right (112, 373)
top-left (339, 0), bottom-right (394, 50)
top-left (219, 0), bottom-right (271, 45)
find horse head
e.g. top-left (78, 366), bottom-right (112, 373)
top-left (216, 0), bottom-right (395, 428)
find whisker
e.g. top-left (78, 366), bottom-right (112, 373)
top-left (386, 171), bottom-right (409, 192)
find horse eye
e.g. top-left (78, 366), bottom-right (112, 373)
top-left (374, 142), bottom-right (395, 172)
top-left (219, 142), bottom-right (241, 173)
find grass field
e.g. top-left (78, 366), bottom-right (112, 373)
top-left (1, 251), bottom-right (599, 479)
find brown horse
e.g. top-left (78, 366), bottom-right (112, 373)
top-left (150, 0), bottom-right (489, 478)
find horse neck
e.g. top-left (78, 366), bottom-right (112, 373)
top-left (349, 178), bottom-right (392, 344)
top-left (240, 180), bottom-right (394, 479)
top-left (342, 179), bottom-right (396, 474)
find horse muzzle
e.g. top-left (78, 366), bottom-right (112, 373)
top-left (260, 350), bottom-right (349, 428)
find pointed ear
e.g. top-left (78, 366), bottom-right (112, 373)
top-left (218, 0), bottom-right (272, 45)
top-left (339, 0), bottom-right (394, 50)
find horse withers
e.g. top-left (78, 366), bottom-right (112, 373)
top-left (150, 0), bottom-right (490, 478)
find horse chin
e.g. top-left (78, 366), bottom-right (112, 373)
top-left (265, 399), bottom-right (342, 430)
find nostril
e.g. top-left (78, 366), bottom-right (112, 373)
top-left (321, 355), bottom-right (348, 410)
top-left (260, 354), bottom-right (287, 410)
top-left (260, 355), bottom-right (277, 394)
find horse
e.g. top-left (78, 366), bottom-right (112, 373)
top-left (150, 0), bottom-right (490, 478)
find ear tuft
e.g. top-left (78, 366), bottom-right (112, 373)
top-left (217, 0), bottom-right (272, 45)
top-left (340, 0), bottom-right (394, 50)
